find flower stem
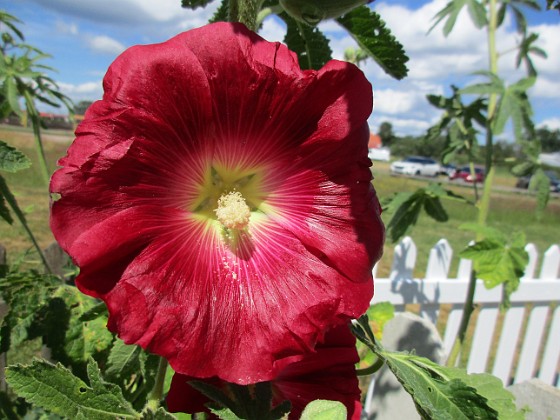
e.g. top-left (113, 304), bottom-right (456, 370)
top-left (236, 0), bottom-right (264, 31)
top-left (23, 91), bottom-right (50, 187)
top-left (146, 357), bottom-right (169, 411)
top-left (356, 356), bottom-right (384, 376)
top-left (0, 175), bottom-right (51, 273)
top-left (446, 0), bottom-right (499, 368)
top-left (257, 5), bottom-right (283, 27)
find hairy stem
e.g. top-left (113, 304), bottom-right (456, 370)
top-left (23, 91), bottom-right (50, 186)
top-left (146, 357), bottom-right (169, 411)
top-left (447, 0), bottom-right (499, 368)
top-left (0, 176), bottom-right (51, 273)
top-left (237, 0), bottom-right (264, 31)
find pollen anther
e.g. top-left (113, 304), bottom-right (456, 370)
top-left (215, 191), bottom-right (251, 230)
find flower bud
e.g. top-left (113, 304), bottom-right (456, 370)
top-left (280, 0), bottom-right (372, 25)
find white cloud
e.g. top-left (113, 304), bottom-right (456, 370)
top-left (87, 35), bottom-right (126, 55)
top-left (55, 20), bottom-right (78, 35)
top-left (58, 81), bottom-right (103, 98)
top-left (259, 17), bottom-right (286, 43)
top-left (538, 118), bottom-right (560, 131)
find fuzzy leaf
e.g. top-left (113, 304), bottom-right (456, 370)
top-left (300, 400), bottom-right (346, 420)
top-left (209, 0), bottom-right (229, 23)
top-left (381, 352), bottom-right (498, 419)
top-left (52, 286), bottom-right (113, 366)
top-left (0, 140), bottom-right (31, 173)
top-left (281, 12), bottom-right (332, 70)
top-left (460, 232), bottom-right (528, 305)
top-left (140, 408), bottom-right (177, 419)
top-left (5, 358), bottom-right (138, 419)
top-left (407, 357), bottom-right (524, 419)
top-left (366, 301), bottom-right (395, 340)
top-left (337, 6), bottom-right (409, 79)
top-left (105, 340), bottom-right (142, 382)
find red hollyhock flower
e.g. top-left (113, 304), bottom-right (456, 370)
top-left (50, 22), bottom-right (384, 384)
top-left (167, 324), bottom-right (362, 419)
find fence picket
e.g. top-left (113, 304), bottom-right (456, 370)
top-left (371, 239), bottom-right (560, 388)
top-left (467, 303), bottom-right (500, 373)
top-left (442, 258), bottom-right (471, 357)
top-left (539, 305), bottom-right (560, 385)
top-left (420, 240), bottom-right (452, 323)
top-left (492, 303), bottom-right (526, 385)
top-left (514, 304), bottom-right (550, 383)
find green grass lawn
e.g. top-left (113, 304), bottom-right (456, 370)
top-left (1, 124), bottom-right (559, 278)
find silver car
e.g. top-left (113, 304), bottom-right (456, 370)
top-left (390, 156), bottom-right (441, 177)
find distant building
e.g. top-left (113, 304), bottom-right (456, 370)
top-left (368, 132), bottom-right (391, 161)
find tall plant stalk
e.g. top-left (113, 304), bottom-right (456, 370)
top-left (446, 0), bottom-right (499, 367)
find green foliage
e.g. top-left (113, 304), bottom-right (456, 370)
top-left (300, 400), bottom-right (346, 420)
top-left (357, 302), bottom-right (394, 370)
top-left (105, 340), bottom-right (160, 410)
top-left (0, 269), bottom-right (60, 353)
top-left (190, 380), bottom-right (291, 420)
top-left (352, 316), bottom-right (524, 420)
top-left (5, 358), bottom-right (139, 419)
top-left (0, 140), bottom-right (31, 173)
top-left (430, 0), bottom-right (488, 36)
top-left (279, 0), bottom-right (370, 25)
top-left (337, 6), bottom-right (409, 80)
top-left (497, 0), bottom-right (540, 34)
top-left (210, 0), bottom-right (230, 23)
top-left (280, 12), bottom-right (333, 70)
top-left (382, 183), bottom-right (469, 243)
top-left (424, 86), bottom-right (486, 165)
top-left (460, 224), bottom-right (528, 306)
top-left (547, 0), bottom-right (560, 12)
top-left (49, 286), bottom-right (114, 376)
top-left (516, 32), bottom-right (547, 76)
top-left (460, 73), bottom-right (535, 142)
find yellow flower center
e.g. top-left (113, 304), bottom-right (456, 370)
top-left (214, 191), bottom-right (251, 230)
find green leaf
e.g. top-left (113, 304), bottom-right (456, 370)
top-left (209, 0), bottom-right (229, 23)
top-left (4, 76), bottom-right (22, 117)
top-left (0, 182), bottom-right (13, 224)
top-left (209, 406), bottom-right (242, 420)
top-left (181, 0), bottom-right (214, 9)
top-left (466, 0), bottom-right (488, 28)
top-left (281, 12), bottom-right (332, 70)
top-left (52, 286), bottom-right (113, 367)
top-left (459, 231), bottom-right (528, 305)
top-left (0, 269), bottom-right (59, 352)
top-left (337, 6), bottom-right (409, 79)
top-left (140, 408), bottom-right (177, 419)
top-left (366, 301), bottom-right (395, 340)
top-left (353, 316), bottom-right (523, 420)
top-left (5, 358), bottom-right (138, 419)
top-left (511, 161), bottom-right (535, 177)
top-left (384, 185), bottom-right (467, 243)
top-left (381, 352), bottom-right (498, 419)
top-left (530, 168), bottom-right (550, 220)
top-left (105, 339), bottom-right (142, 382)
top-left (0, 140), bottom-right (31, 173)
top-left (300, 400), bottom-right (346, 420)
top-left (430, 0), bottom-right (468, 36)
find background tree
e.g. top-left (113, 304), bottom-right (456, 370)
top-left (73, 100), bottom-right (93, 116)
top-left (378, 121), bottom-right (395, 147)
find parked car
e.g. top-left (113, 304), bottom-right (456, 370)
top-left (390, 156), bottom-right (441, 177)
top-left (449, 166), bottom-right (485, 183)
top-left (516, 170), bottom-right (560, 192)
top-left (440, 163), bottom-right (457, 177)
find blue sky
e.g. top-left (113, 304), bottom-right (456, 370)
top-left (2, 0), bottom-right (559, 137)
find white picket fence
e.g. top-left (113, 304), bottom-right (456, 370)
top-left (371, 237), bottom-right (560, 388)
